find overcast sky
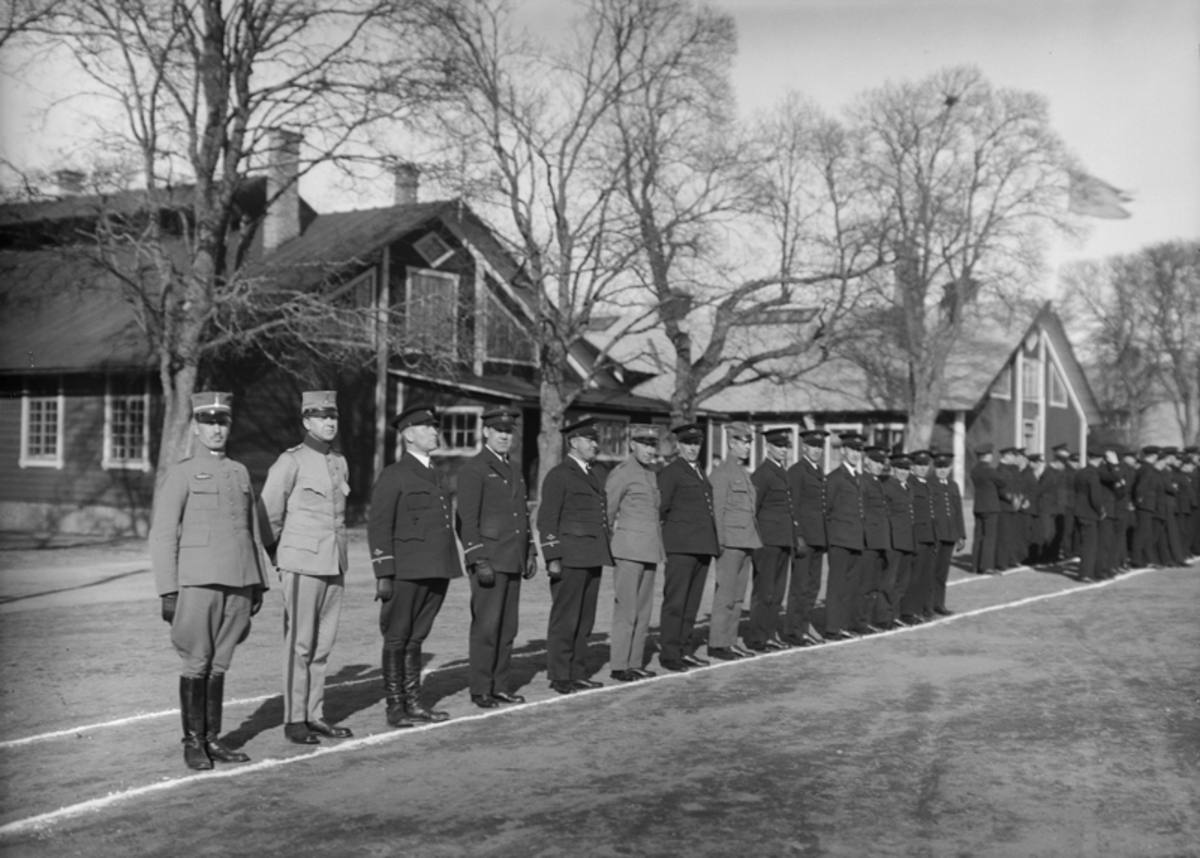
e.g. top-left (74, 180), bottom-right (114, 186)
top-left (2, 0), bottom-right (1196, 289)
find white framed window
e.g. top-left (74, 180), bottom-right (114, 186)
top-left (1049, 364), bottom-right (1068, 408)
top-left (20, 389), bottom-right (64, 469)
top-left (1023, 419), bottom-right (1039, 453)
top-left (434, 406), bottom-right (482, 457)
top-left (870, 423), bottom-right (906, 455)
top-left (1022, 359), bottom-right (1041, 402)
top-left (594, 416), bottom-right (630, 462)
top-left (992, 365), bottom-right (1012, 400)
top-left (484, 290), bottom-right (536, 365)
top-left (405, 267), bottom-right (458, 356)
top-left (103, 379), bottom-right (151, 471)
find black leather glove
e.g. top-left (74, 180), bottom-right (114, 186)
top-left (795, 535), bottom-right (810, 557)
top-left (474, 559), bottom-right (496, 587)
top-left (523, 552), bottom-right (538, 580)
top-left (547, 559), bottom-right (563, 578)
top-left (250, 588), bottom-right (264, 617)
top-left (375, 577), bottom-right (395, 603)
top-left (161, 593), bottom-right (177, 624)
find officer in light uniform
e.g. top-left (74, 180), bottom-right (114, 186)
top-left (151, 391), bottom-right (267, 770)
top-left (369, 406), bottom-right (463, 727)
top-left (707, 422), bottom-right (762, 660)
top-left (258, 390), bottom-right (353, 745)
top-left (456, 407), bottom-right (537, 708)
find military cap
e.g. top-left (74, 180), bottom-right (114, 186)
top-left (1052, 443), bottom-right (1071, 459)
top-left (838, 431), bottom-right (867, 450)
top-left (890, 453), bottom-right (912, 469)
top-left (864, 446), bottom-right (888, 463)
top-left (191, 391), bottom-right (232, 414)
top-left (301, 390), bottom-right (338, 416)
top-left (1160, 445), bottom-right (1179, 457)
top-left (999, 446), bottom-right (1019, 456)
top-left (1086, 447), bottom-right (1104, 460)
top-left (1141, 445), bottom-right (1160, 457)
top-left (725, 421), bottom-right (754, 441)
top-left (1067, 452), bottom-right (1080, 463)
top-left (1013, 446), bottom-right (1027, 456)
top-left (799, 429), bottom-right (829, 445)
top-left (932, 452), bottom-right (954, 468)
top-left (1121, 447), bottom-right (1139, 459)
top-left (909, 450), bottom-right (932, 466)
top-left (391, 406), bottom-right (438, 431)
top-left (1185, 446), bottom-right (1200, 455)
top-left (482, 407), bottom-right (520, 430)
top-left (1027, 453), bottom-right (1043, 463)
top-left (564, 416), bottom-right (601, 440)
top-left (672, 422), bottom-right (705, 444)
top-left (762, 427), bottom-right (793, 447)
top-left (629, 423), bottom-right (660, 444)
top-left (975, 442), bottom-right (994, 455)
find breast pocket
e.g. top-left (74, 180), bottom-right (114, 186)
top-left (189, 481), bottom-right (219, 510)
top-left (396, 489), bottom-right (434, 540)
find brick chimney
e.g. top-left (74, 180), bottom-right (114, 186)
top-left (394, 163), bottom-right (420, 205)
top-left (263, 129), bottom-right (302, 252)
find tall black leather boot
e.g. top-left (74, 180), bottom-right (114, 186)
top-left (382, 647), bottom-right (413, 729)
top-left (402, 647), bottom-right (449, 723)
top-left (205, 674), bottom-right (250, 763)
top-left (179, 676), bottom-right (213, 771)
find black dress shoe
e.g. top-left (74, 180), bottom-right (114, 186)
top-left (471, 694), bottom-right (499, 709)
top-left (491, 691), bottom-right (526, 704)
top-left (827, 630), bottom-right (858, 641)
top-left (549, 680), bottom-right (576, 695)
top-left (660, 659), bottom-right (690, 672)
top-left (732, 644), bottom-right (757, 657)
top-left (705, 647), bottom-right (743, 661)
top-left (629, 668), bottom-right (657, 679)
top-left (306, 720), bottom-right (352, 739)
top-left (743, 641), bottom-right (768, 652)
top-left (933, 607), bottom-right (954, 616)
top-left (571, 678), bottom-right (604, 690)
top-left (680, 654), bottom-right (710, 667)
top-left (610, 670), bottom-right (640, 682)
top-left (284, 722), bottom-right (319, 745)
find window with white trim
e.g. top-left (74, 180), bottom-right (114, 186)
top-left (1022, 359), bottom-right (1041, 402)
top-left (870, 423), bottom-right (906, 456)
top-left (435, 407), bottom-right (482, 457)
top-left (484, 290), bottom-right (536, 365)
top-left (103, 379), bottom-right (151, 471)
top-left (594, 416), bottom-right (630, 462)
top-left (405, 268), bottom-right (458, 356)
top-left (1049, 364), bottom-right (1068, 408)
top-left (992, 365), bottom-right (1012, 400)
top-left (20, 389), bottom-right (64, 469)
top-left (1023, 419), bottom-right (1038, 453)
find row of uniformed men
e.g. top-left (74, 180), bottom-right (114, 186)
top-left (150, 393), bottom-right (968, 770)
top-left (971, 442), bottom-right (1200, 582)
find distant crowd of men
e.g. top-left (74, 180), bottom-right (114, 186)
top-left (150, 389), bottom-right (1188, 772)
top-left (971, 442), bottom-right (1200, 582)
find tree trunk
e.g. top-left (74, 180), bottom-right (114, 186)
top-left (905, 361), bottom-right (942, 451)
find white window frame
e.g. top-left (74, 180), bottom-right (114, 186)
top-left (433, 406), bottom-right (483, 457)
top-left (1023, 419), bottom-right (1039, 454)
top-left (1022, 358), bottom-right (1041, 403)
top-left (869, 422), bottom-right (906, 455)
top-left (594, 415), bottom-right (631, 463)
top-left (483, 290), bottom-right (537, 366)
top-left (992, 364), bottom-right (1012, 400)
top-left (405, 267), bottom-right (459, 355)
top-left (20, 389), bottom-right (65, 469)
top-left (1048, 363), bottom-right (1068, 408)
top-left (102, 379), bottom-right (152, 472)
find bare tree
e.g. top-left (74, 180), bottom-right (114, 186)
top-left (0, 0), bottom-right (65, 47)
top-left (1062, 242), bottom-right (1200, 444)
top-left (37, 0), bottom-right (437, 476)
top-left (846, 65), bottom-right (1074, 449)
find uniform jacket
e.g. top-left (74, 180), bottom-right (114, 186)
top-left (456, 447), bottom-right (531, 574)
top-left (711, 457), bottom-right (763, 551)
top-left (1097, 462), bottom-right (1123, 520)
top-left (658, 457), bottom-right (719, 556)
top-left (1073, 465), bottom-right (1105, 522)
top-left (910, 476), bottom-right (937, 545)
top-left (931, 477), bottom-right (966, 542)
top-left (880, 474), bottom-right (915, 553)
top-left (1017, 467), bottom-right (1039, 517)
top-left (825, 463), bottom-right (865, 550)
top-left (1036, 467), bottom-right (1062, 515)
top-left (537, 456), bottom-right (614, 568)
top-left (998, 463), bottom-right (1022, 510)
top-left (970, 462), bottom-right (1006, 515)
top-left (258, 436), bottom-right (349, 576)
top-left (605, 457), bottom-right (665, 564)
top-left (368, 452), bottom-right (464, 581)
top-left (788, 456), bottom-right (828, 549)
top-left (151, 448), bottom-right (267, 596)
top-left (1160, 468), bottom-right (1180, 517)
top-left (1133, 464), bottom-right (1160, 515)
top-left (751, 459), bottom-right (797, 549)
top-left (860, 471), bottom-right (891, 551)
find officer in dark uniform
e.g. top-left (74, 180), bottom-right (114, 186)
top-left (859, 446), bottom-right (891, 632)
top-left (824, 431), bottom-right (866, 639)
top-left (1131, 446), bottom-right (1161, 567)
top-left (151, 391), bottom-right (267, 770)
top-left (928, 452), bottom-right (965, 615)
top-left (747, 427), bottom-right (799, 651)
top-left (970, 443), bottom-right (1004, 574)
top-left (456, 408), bottom-right (537, 709)
top-left (995, 447), bottom-right (1022, 569)
top-left (1074, 448), bottom-right (1105, 582)
top-left (784, 429), bottom-right (829, 645)
top-left (881, 453), bottom-right (916, 627)
top-left (657, 423), bottom-right (719, 671)
top-left (901, 450), bottom-right (937, 623)
top-left (537, 417), bottom-right (613, 693)
top-left (1115, 447), bottom-right (1139, 570)
top-left (369, 406), bottom-right (462, 727)
top-left (258, 390), bottom-right (353, 745)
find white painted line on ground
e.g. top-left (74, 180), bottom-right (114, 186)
top-left (0, 563), bottom-right (1165, 838)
